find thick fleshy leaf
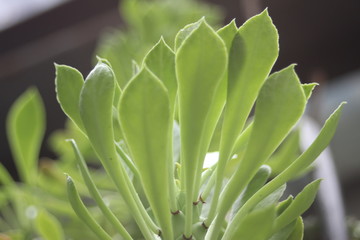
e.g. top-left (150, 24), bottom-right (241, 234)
top-left (287, 217), bottom-right (304, 240)
top-left (208, 20), bottom-right (238, 152)
top-left (207, 11), bottom-right (279, 228)
top-left (231, 165), bottom-right (271, 218)
top-left (224, 205), bottom-right (276, 240)
top-left (274, 179), bottom-right (321, 232)
top-left (175, 19), bottom-right (227, 236)
top-left (229, 102), bottom-right (345, 225)
top-left (144, 37), bottom-right (177, 109)
top-left (119, 67), bottom-right (173, 239)
top-left (266, 130), bottom-right (300, 176)
top-left (218, 9), bottom-right (279, 178)
top-left (6, 88), bottom-right (45, 184)
top-left (79, 62), bottom-right (117, 166)
top-left (174, 20), bottom-right (202, 50)
top-left (192, 20), bottom-right (238, 200)
top-left (269, 220), bottom-right (297, 240)
top-left (255, 184), bottom-right (287, 210)
top-left (276, 196), bottom-right (294, 216)
top-left (302, 83), bottom-right (318, 100)
top-left (211, 65), bottom-right (306, 238)
top-left (217, 20), bottom-right (238, 51)
top-left (34, 210), bottom-right (64, 240)
top-left (79, 63), bottom-right (156, 239)
top-left (55, 64), bottom-right (84, 131)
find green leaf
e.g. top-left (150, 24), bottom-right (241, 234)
top-left (79, 62), bottom-right (117, 167)
top-left (302, 83), bottom-right (318, 100)
top-left (231, 165), bottom-right (271, 217)
top-left (175, 19), bottom-right (227, 236)
top-left (174, 19), bottom-right (202, 50)
top-left (207, 20), bottom-right (238, 152)
top-left (217, 19), bottom-right (238, 51)
top-left (6, 88), bottom-right (45, 184)
top-left (223, 205), bottom-right (276, 240)
top-left (55, 64), bottom-right (85, 131)
top-left (230, 102), bottom-right (346, 225)
top-left (236, 66), bottom-right (305, 175)
top-left (287, 217), bottom-right (304, 240)
top-left (207, 11), bottom-right (279, 229)
top-left (34, 210), bottom-right (64, 240)
top-left (218, 9), bottom-right (279, 176)
top-left (274, 179), bottom-right (321, 232)
top-left (276, 196), bottom-right (294, 216)
top-left (266, 130), bottom-right (300, 176)
top-left (143, 37), bottom-right (177, 110)
top-left (255, 184), bottom-right (287, 210)
top-left (119, 67), bottom-right (174, 239)
top-left (213, 65), bottom-right (306, 236)
top-left (269, 220), bottom-right (297, 240)
top-left (95, 56), bottom-right (123, 108)
top-left (66, 175), bottom-right (112, 240)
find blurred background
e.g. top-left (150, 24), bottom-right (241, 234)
top-left (0, 0), bottom-right (359, 239)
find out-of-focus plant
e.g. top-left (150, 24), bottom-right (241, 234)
top-left (56, 9), bottom-right (345, 239)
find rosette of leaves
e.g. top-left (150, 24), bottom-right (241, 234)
top-left (56, 10), bottom-right (345, 240)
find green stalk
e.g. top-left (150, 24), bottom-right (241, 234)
top-left (121, 166), bottom-right (160, 235)
top-left (104, 157), bottom-right (157, 239)
top-left (115, 143), bottom-right (141, 180)
top-left (115, 143), bottom-right (162, 234)
top-left (201, 168), bottom-right (217, 201)
top-left (68, 140), bottom-right (133, 240)
top-left (205, 122), bottom-right (253, 226)
top-left (66, 175), bottom-right (112, 240)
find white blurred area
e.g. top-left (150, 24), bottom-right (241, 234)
top-left (0, 0), bottom-right (69, 30)
top-left (315, 70), bottom-right (360, 184)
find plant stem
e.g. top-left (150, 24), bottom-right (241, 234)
top-left (69, 140), bottom-right (133, 240)
top-left (115, 143), bottom-right (141, 180)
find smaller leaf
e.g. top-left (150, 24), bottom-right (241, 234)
top-left (302, 83), bottom-right (318, 100)
top-left (255, 184), bottom-right (287, 210)
top-left (55, 64), bottom-right (84, 131)
top-left (34, 210), bottom-right (64, 240)
top-left (231, 165), bottom-right (271, 217)
top-left (266, 130), bottom-right (300, 176)
top-left (269, 220), bottom-right (297, 240)
top-left (274, 179), bottom-right (321, 232)
top-left (66, 175), bottom-right (112, 240)
top-left (95, 56), bottom-right (122, 108)
top-left (6, 88), bottom-right (45, 184)
top-left (229, 102), bottom-right (346, 225)
top-left (143, 37), bottom-right (177, 109)
top-left (287, 217), bottom-right (304, 240)
top-left (174, 19), bottom-right (202, 50)
top-left (217, 19), bottom-right (238, 51)
top-left (223, 205), bottom-right (276, 240)
top-left (79, 61), bottom-right (117, 167)
top-left (119, 67), bottom-right (173, 239)
top-left (276, 196), bottom-right (294, 216)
